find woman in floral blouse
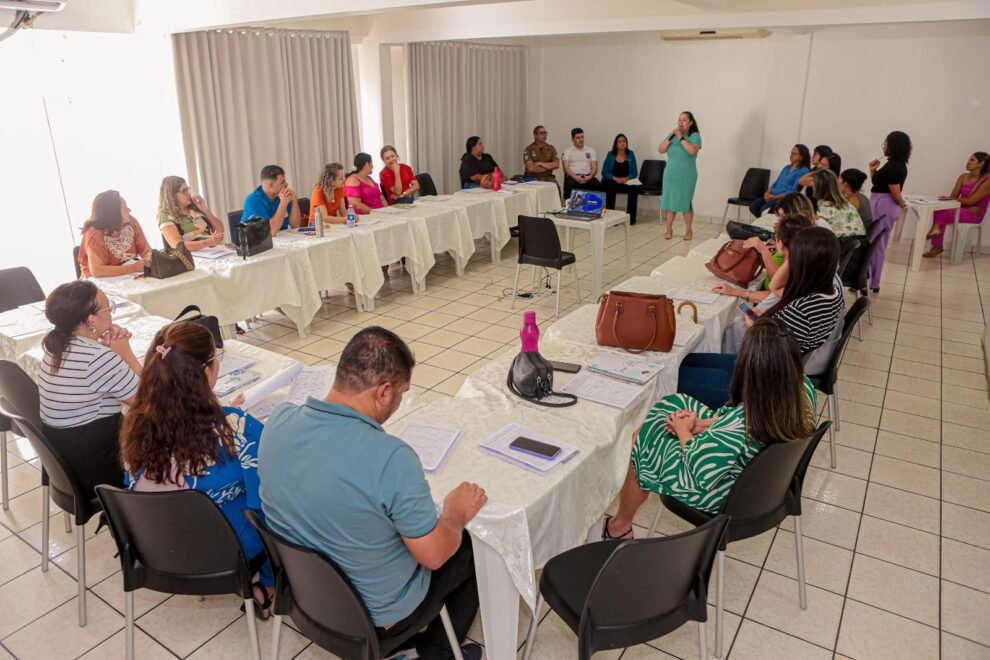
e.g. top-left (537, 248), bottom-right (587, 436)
top-left (120, 321), bottom-right (273, 617)
top-left (603, 318), bottom-right (816, 539)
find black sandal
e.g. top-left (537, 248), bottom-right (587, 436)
top-left (601, 514), bottom-right (634, 541)
top-left (239, 583), bottom-right (272, 620)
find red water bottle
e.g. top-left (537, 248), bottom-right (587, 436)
top-left (520, 311), bottom-right (539, 352)
top-left (492, 167), bottom-right (503, 192)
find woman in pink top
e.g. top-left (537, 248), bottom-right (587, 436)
top-left (343, 152), bottom-right (387, 215)
top-left (925, 151), bottom-right (990, 257)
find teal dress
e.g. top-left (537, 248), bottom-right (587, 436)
top-left (661, 132), bottom-right (702, 213)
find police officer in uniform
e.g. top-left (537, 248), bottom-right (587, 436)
top-left (523, 125), bottom-right (560, 188)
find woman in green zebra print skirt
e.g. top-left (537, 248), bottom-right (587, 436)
top-left (603, 318), bottom-right (817, 540)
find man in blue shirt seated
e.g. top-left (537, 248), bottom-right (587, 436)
top-left (259, 327), bottom-right (486, 660)
top-left (241, 164), bottom-right (302, 236)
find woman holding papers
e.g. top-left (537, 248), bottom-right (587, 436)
top-left (158, 176), bottom-right (226, 251)
top-left (602, 318), bottom-right (816, 539)
top-left (120, 321), bottom-right (274, 618)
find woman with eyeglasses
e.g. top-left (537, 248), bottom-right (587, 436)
top-left (38, 280), bottom-right (141, 495)
top-left (78, 190), bottom-right (152, 278)
top-left (749, 144), bottom-right (811, 218)
top-left (158, 176), bottom-right (226, 251)
top-left (120, 321), bottom-right (274, 618)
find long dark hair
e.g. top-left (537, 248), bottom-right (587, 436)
top-left (465, 136), bottom-right (481, 156)
top-left (766, 226), bottom-right (840, 319)
top-left (42, 280), bottom-right (101, 373)
top-left (680, 111), bottom-right (699, 135)
top-left (822, 152), bottom-right (842, 175)
top-left (729, 317), bottom-right (813, 444)
top-left (82, 190), bottom-right (124, 235)
top-left (611, 133), bottom-right (629, 155)
top-left (120, 322), bottom-right (234, 485)
top-left (885, 131), bottom-right (912, 163)
top-left (813, 145), bottom-right (833, 161)
top-left (973, 151), bottom-right (990, 177)
top-left (794, 144), bottom-right (811, 169)
top-left (351, 152), bottom-right (372, 175)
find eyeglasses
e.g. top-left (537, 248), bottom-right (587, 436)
top-left (178, 187), bottom-right (190, 194)
top-left (97, 300), bottom-right (118, 315)
top-left (205, 349), bottom-right (225, 366)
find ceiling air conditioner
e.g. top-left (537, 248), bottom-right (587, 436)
top-left (661, 29), bottom-right (770, 41)
top-left (0, 0), bottom-right (67, 43)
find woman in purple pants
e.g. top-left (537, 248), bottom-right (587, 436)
top-left (866, 131), bottom-right (912, 293)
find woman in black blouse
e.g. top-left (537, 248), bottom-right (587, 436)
top-left (867, 131), bottom-right (912, 292)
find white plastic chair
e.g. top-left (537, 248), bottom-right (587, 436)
top-left (950, 205), bottom-right (989, 263)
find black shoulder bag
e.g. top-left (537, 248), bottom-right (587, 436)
top-left (506, 351), bottom-right (577, 408)
top-left (726, 221), bottom-right (773, 242)
top-left (172, 304), bottom-right (223, 348)
top-left (236, 217), bottom-right (273, 258)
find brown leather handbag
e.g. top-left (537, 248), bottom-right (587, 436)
top-left (144, 243), bottom-right (195, 279)
top-left (595, 291), bottom-right (698, 353)
top-left (705, 240), bottom-right (764, 287)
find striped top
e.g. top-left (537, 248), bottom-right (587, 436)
top-left (39, 336), bottom-right (139, 429)
top-left (774, 275), bottom-right (845, 353)
top-left (632, 378), bottom-right (817, 514)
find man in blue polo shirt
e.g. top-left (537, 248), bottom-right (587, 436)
top-left (241, 164), bottom-right (302, 236)
top-left (258, 327), bottom-right (486, 660)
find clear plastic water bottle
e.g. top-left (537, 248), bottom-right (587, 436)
top-left (520, 311), bottom-right (539, 352)
top-left (346, 205), bottom-right (356, 228)
top-left (314, 206), bottom-right (324, 237)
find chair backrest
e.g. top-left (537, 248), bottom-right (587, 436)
top-left (838, 239), bottom-right (861, 276)
top-left (517, 215), bottom-right (564, 265)
top-left (857, 226), bottom-right (888, 289)
top-left (639, 160), bottom-right (665, 193)
top-left (244, 509), bottom-right (380, 659)
top-left (416, 172), bottom-right (438, 197)
top-left (0, 267), bottom-right (45, 313)
top-left (580, 514), bottom-right (729, 651)
top-left (95, 486), bottom-right (252, 597)
top-left (720, 422), bottom-right (829, 542)
top-left (0, 359), bottom-right (41, 429)
top-left (227, 211), bottom-right (242, 238)
top-left (816, 298), bottom-right (870, 393)
top-left (72, 246), bottom-right (82, 279)
top-left (297, 197), bottom-right (311, 219)
top-left (739, 168), bottom-right (771, 200)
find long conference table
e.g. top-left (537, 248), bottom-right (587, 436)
top-left (89, 182), bottom-right (561, 335)
top-left (1, 226), bottom-right (751, 660)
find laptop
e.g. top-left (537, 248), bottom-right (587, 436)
top-left (555, 190), bottom-right (606, 221)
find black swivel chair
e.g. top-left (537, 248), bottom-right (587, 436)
top-left (521, 515), bottom-right (729, 660)
top-left (297, 197), bottom-right (311, 220)
top-left (647, 422), bottom-right (831, 658)
top-left (244, 509), bottom-right (465, 660)
top-left (853, 223), bottom-right (888, 338)
top-left (808, 298), bottom-right (870, 469)
top-left (0, 360), bottom-right (42, 512)
top-left (416, 172), bottom-right (439, 197)
top-left (721, 168), bottom-right (771, 228)
top-left (511, 215), bottom-right (580, 318)
top-left (96, 487), bottom-right (263, 660)
top-left (0, 267), bottom-right (45, 313)
top-left (72, 246), bottom-right (82, 279)
top-left (638, 160), bottom-right (665, 215)
top-left (0, 390), bottom-right (106, 627)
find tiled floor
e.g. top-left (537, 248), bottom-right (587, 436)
top-left (3, 211), bottom-right (990, 659)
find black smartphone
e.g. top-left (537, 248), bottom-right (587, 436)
top-left (509, 436), bottom-right (561, 460)
top-left (548, 360), bottom-right (581, 374)
top-left (737, 301), bottom-right (760, 321)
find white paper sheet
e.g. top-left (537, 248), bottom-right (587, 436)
top-left (218, 352), bottom-right (257, 379)
top-left (240, 361), bottom-right (304, 411)
top-left (213, 369), bottom-right (261, 396)
top-left (559, 372), bottom-right (646, 410)
top-left (460, 187), bottom-right (491, 194)
top-left (585, 351), bottom-right (665, 385)
top-left (418, 195), bottom-right (453, 202)
top-left (477, 422), bottom-right (578, 474)
top-left (92, 273), bottom-right (139, 284)
top-left (397, 422), bottom-right (463, 472)
top-left (373, 207), bottom-right (406, 215)
top-left (193, 246), bottom-right (237, 259)
top-left (667, 288), bottom-right (720, 305)
top-left (284, 364), bottom-right (335, 405)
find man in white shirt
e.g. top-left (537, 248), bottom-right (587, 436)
top-left (561, 127), bottom-right (601, 199)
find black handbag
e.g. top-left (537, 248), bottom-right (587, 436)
top-left (506, 351), bottom-right (577, 408)
top-left (235, 217), bottom-right (273, 258)
top-left (172, 304), bottom-right (223, 348)
top-left (144, 243), bottom-right (195, 279)
top-left (726, 221), bottom-right (773, 242)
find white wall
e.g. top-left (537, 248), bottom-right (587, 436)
top-left (528, 22), bottom-right (990, 220)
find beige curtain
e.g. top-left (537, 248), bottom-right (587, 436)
top-left (172, 28), bottom-right (360, 216)
top-left (409, 42), bottom-right (527, 195)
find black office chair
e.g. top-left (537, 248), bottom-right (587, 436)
top-left (244, 509), bottom-right (465, 660)
top-left (837, 238), bottom-right (861, 285)
top-left (808, 298), bottom-right (870, 469)
top-left (647, 422), bottom-right (830, 658)
top-left (416, 172), bottom-right (439, 197)
top-left (511, 215), bottom-right (580, 318)
top-left (297, 197), bottom-right (311, 220)
top-left (521, 515), bottom-right (729, 660)
top-left (72, 246), bottom-right (82, 279)
top-left (853, 223), bottom-right (888, 338)
top-left (0, 360), bottom-right (41, 512)
top-left (0, 267), bottom-right (45, 313)
top-left (0, 392), bottom-right (105, 627)
top-left (639, 160), bottom-right (665, 211)
top-left (721, 168), bottom-right (771, 227)
top-left (227, 210), bottom-right (243, 239)
top-left (96, 486), bottom-right (263, 660)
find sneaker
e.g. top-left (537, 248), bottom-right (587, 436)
top-left (460, 643), bottom-right (483, 660)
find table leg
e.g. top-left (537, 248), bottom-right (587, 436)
top-left (624, 219), bottom-right (631, 276)
top-left (950, 207), bottom-right (963, 264)
top-left (1, 430), bottom-right (8, 511)
top-left (591, 225), bottom-right (605, 297)
top-left (473, 537), bottom-right (521, 660)
top-left (564, 227), bottom-right (574, 252)
top-left (910, 208), bottom-right (929, 272)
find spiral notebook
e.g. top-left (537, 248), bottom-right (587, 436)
top-left (585, 351), bottom-right (664, 386)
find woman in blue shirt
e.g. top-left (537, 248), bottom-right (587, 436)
top-left (749, 144), bottom-right (811, 217)
top-left (120, 321), bottom-right (274, 618)
top-left (602, 133), bottom-right (640, 224)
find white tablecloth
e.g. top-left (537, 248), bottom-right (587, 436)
top-left (515, 181), bottom-right (561, 213)
top-left (377, 204), bottom-right (477, 275)
top-left (424, 195), bottom-right (511, 263)
top-left (273, 232), bottom-right (379, 311)
top-left (91, 269), bottom-right (227, 327)
top-left (339, 217), bottom-right (435, 300)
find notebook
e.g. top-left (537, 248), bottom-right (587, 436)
top-left (477, 422), bottom-right (578, 474)
top-left (559, 372), bottom-right (646, 410)
top-left (396, 422), bottom-right (463, 472)
top-left (585, 351), bottom-right (665, 385)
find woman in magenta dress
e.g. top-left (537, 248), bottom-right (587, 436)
top-left (344, 152), bottom-right (387, 215)
top-left (924, 151), bottom-right (990, 258)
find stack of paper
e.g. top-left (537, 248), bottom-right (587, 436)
top-left (667, 288), bottom-right (720, 305)
top-left (283, 364), bottom-right (335, 405)
top-left (214, 370), bottom-right (261, 396)
top-left (478, 422), bottom-right (578, 474)
top-left (193, 246), bottom-right (236, 259)
top-left (218, 353), bottom-right (257, 379)
top-left (241, 363), bottom-right (334, 420)
top-left (585, 351), bottom-right (664, 385)
top-left (355, 218), bottom-right (380, 227)
top-left (559, 372), bottom-right (647, 410)
top-left (396, 422), bottom-right (463, 472)
top-left (460, 187), bottom-right (491, 194)
top-left (374, 207), bottom-right (406, 215)
top-left (419, 195), bottom-right (453, 202)
top-left (495, 189), bottom-right (515, 195)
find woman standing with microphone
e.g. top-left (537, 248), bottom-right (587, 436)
top-left (658, 111), bottom-right (702, 240)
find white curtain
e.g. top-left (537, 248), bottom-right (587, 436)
top-left (172, 28), bottom-right (360, 215)
top-left (409, 42), bottom-right (527, 195)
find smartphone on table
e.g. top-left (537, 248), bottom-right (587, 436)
top-left (548, 360), bottom-right (581, 374)
top-left (509, 436), bottom-right (561, 461)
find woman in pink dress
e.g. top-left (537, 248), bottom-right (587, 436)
top-left (924, 152), bottom-right (990, 258)
top-left (343, 152), bottom-right (387, 215)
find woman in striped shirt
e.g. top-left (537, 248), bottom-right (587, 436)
top-left (603, 318), bottom-right (816, 538)
top-left (39, 280), bottom-right (142, 494)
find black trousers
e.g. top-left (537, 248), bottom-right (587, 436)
top-left (43, 414), bottom-right (125, 497)
top-left (377, 532), bottom-right (479, 660)
top-left (563, 175), bottom-right (601, 201)
top-left (602, 179), bottom-right (639, 223)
